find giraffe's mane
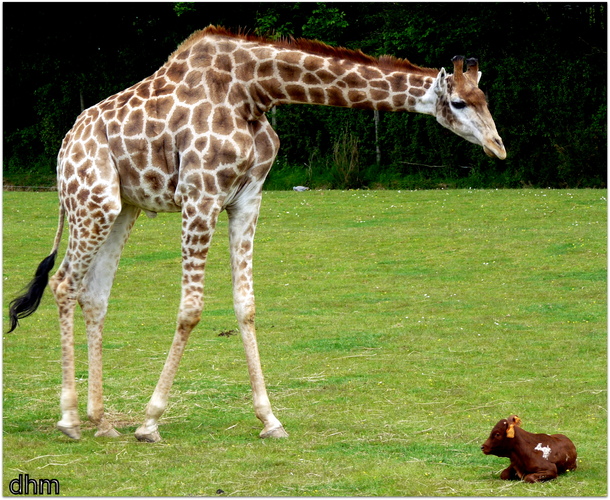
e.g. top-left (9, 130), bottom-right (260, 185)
top-left (170, 25), bottom-right (439, 77)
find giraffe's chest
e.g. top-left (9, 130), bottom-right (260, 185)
top-left (112, 136), bottom-right (182, 213)
top-left (119, 181), bottom-right (182, 214)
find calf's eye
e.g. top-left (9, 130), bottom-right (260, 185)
top-left (451, 100), bottom-right (467, 110)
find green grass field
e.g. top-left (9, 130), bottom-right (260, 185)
top-left (3, 189), bottom-right (607, 496)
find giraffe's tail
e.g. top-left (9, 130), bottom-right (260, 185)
top-left (7, 203), bottom-right (66, 333)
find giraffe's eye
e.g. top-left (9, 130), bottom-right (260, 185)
top-left (451, 100), bottom-right (467, 110)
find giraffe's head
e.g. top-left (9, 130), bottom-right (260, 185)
top-left (434, 56), bottom-right (506, 160)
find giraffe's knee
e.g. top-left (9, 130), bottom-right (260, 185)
top-left (177, 303), bottom-right (202, 331)
top-left (234, 300), bottom-right (255, 327)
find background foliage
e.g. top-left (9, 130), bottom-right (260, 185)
top-left (3, 2), bottom-right (607, 189)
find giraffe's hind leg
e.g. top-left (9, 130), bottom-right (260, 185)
top-left (49, 196), bottom-right (123, 440)
top-left (50, 260), bottom-right (81, 440)
top-left (78, 204), bottom-right (141, 437)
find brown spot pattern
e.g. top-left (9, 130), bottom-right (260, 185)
top-left (124, 109), bottom-right (144, 136)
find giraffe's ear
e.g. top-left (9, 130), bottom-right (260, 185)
top-left (476, 71), bottom-right (482, 84)
top-left (434, 67), bottom-right (447, 96)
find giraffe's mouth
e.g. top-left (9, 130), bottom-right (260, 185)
top-left (483, 137), bottom-right (507, 160)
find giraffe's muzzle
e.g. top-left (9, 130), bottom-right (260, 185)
top-left (483, 136), bottom-right (507, 160)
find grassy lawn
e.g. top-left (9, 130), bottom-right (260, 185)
top-left (3, 189), bottom-right (606, 496)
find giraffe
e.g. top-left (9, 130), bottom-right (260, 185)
top-left (8, 26), bottom-right (506, 443)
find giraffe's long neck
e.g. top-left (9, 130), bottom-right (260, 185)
top-left (176, 31), bottom-right (441, 120)
top-left (245, 43), bottom-right (440, 117)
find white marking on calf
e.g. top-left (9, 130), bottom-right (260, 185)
top-left (535, 442), bottom-right (552, 460)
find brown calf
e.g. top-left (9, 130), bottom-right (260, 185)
top-left (481, 415), bottom-right (577, 482)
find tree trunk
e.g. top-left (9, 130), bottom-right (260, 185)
top-left (374, 109), bottom-right (381, 166)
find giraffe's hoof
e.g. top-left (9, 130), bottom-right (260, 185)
top-left (135, 426), bottom-right (162, 443)
top-left (95, 427), bottom-right (121, 438)
top-left (260, 425), bottom-right (289, 439)
top-left (57, 423), bottom-right (82, 440)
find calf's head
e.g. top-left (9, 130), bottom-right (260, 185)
top-left (481, 415), bottom-right (522, 457)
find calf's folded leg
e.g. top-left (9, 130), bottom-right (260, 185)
top-left (500, 465), bottom-right (518, 480)
top-left (523, 464), bottom-right (558, 483)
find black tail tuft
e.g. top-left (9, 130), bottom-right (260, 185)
top-left (7, 251), bottom-right (57, 333)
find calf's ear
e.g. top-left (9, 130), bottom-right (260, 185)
top-left (506, 415), bottom-right (522, 438)
top-left (509, 415), bottom-right (522, 427)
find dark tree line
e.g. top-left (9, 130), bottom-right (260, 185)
top-left (3, 2), bottom-right (607, 188)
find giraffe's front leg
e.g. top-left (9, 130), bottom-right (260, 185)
top-left (227, 200), bottom-right (288, 439)
top-left (134, 306), bottom-right (201, 443)
top-left (135, 198), bottom-right (221, 443)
